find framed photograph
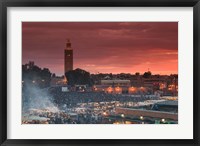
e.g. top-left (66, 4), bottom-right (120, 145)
top-left (0, 0), bottom-right (199, 145)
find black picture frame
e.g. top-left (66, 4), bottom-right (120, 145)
top-left (0, 0), bottom-right (199, 146)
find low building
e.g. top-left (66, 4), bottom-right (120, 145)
top-left (101, 80), bottom-right (131, 86)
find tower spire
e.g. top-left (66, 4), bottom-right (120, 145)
top-left (66, 39), bottom-right (72, 49)
top-left (64, 39), bottom-right (73, 74)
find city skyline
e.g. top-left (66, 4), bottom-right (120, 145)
top-left (22, 22), bottom-right (178, 76)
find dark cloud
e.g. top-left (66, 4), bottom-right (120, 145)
top-left (22, 22), bottom-right (178, 75)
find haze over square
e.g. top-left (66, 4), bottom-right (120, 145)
top-left (22, 22), bottom-right (178, 76)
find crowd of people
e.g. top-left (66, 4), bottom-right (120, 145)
top-left (22, 86), bottom-right (160, 124)
top-left (49, 87), bottom-right (159, 108)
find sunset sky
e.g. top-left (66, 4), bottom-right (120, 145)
top-left (22, 22), bottom-right (178, 76)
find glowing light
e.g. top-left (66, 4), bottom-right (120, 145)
top-left (140, 116), bottom-right (144, 120)
top-left (125, 121), bottom-right (132, 124)
top-left (113, 122), bottom-right (120, 124)
top-left (115, 87), bottom-right (120, 91)
top-left (128, 86), bottom-right (136, 94)
top-left (107, 87), bottom-right (113, 93)
top-left (103, 112), bottom-right (107, 116)
top-left (168, 87), bottom-right (172, 91)
top-left (159, 83), bottom-right (165, 90)
top-left (115, 86), bottom-right (122, 94)
top-left (63, 77), bottom-right (67, 83)
top-left (93, 86), bottom-right (97, 91)
top-left (161, 119), bottom-right (165, 122)
top-left (121, 114), bottom-right (125, 118)
top-left (140, 87), bottom-right (145, 90)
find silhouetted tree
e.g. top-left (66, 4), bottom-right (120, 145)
top-left (135, 72), bottom-right (140, 76)
top-left (22, 61), bottom-right (52, 88)
top-left (143, 71), bottom-right (152, 78)
top-left (65, 68), bottom-right (94, 86)
top-left (52, 73), bottom-right (56, 78)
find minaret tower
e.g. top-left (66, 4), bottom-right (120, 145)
top-left (64, 39), bottom-right (73, 74)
